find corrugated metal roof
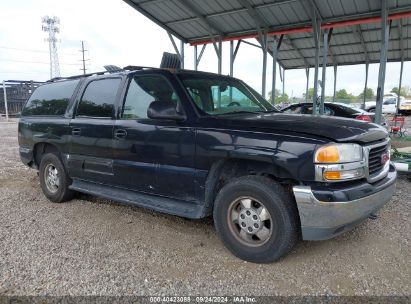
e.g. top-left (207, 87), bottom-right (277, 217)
top-left (123, 0), bottom-right (411, 69)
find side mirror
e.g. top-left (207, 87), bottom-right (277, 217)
top-left (147, 100), bottom-right (185, 121)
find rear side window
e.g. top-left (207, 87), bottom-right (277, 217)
top-left (76, 78), bottom-right (121, 118)
top-left (22, 80), bottom-right (79, 116)
top-left (122, 75), bottom-right (179, 119)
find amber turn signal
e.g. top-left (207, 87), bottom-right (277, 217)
top-left (323, 171), bottom-right (341, 180)
top-left (315, 146), bottom-right (340, 163)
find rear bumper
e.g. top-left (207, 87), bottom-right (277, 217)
top-left (293, 164), bottom-right (397, 240)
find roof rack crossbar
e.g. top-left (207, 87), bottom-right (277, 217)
top-left (123, 65), bottom-right (158, 71)
top-left (46, 70), bottom-right (113, 82)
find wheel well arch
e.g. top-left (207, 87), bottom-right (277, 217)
top-left (33, 143), bottom-right (60, 167)
top-left (203, 158), bottom-right (297, 216)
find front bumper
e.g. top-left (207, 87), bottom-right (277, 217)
top-left (293, 164), bottom-right (397, 240)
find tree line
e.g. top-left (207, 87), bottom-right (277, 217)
top-left (268, 85), bottom-right (411, 104)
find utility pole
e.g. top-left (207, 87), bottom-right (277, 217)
top-left (80, 41), bottom-right (87, 75)
top-left (42, 16), bottom-right (61, 79)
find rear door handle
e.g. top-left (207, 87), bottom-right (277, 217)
top-left (72, 127), bottom-right (81, 136)
top-left (114, 129), bottom-right (127, 139)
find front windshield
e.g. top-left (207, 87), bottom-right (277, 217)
top-left (177, 73), bottom-right (275, 115)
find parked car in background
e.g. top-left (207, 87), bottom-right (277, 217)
top-left (281, 102), bottom-right (386, 126)
top-left (364, 96), bottom-right (411, 115)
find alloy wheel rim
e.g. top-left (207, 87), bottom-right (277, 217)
top-left (44, 163), bottom-right (59, 194)
top-left (227, 196), bottom-right (273, 247)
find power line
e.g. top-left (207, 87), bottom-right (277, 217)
top-left (0, 58), bottom-right (88, 66)
top-left (0, 46), bottom-right (77, 56)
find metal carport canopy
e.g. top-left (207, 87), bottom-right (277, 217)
top-left (123, 0), bottom-right (411, 69)
top-left (123, 0), bottom-right (411, 123)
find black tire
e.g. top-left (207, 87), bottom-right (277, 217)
top-left (213, 175), bottom-right (300, 263)
top-left (368, 107), bottom-right (375, 113)
top-left (39, 153), bottom-right (74, 203)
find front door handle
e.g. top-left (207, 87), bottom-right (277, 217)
top-left (114, 129), bottom-right (127, 139)
top-left (72, 127), bottom-right (81, 136)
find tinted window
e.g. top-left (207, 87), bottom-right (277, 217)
top-left (22, 80), bottom-right (79, 116)
top-left (178, 73), bottom-right (274, 115)
top-left (76, 78), bottom-right (121, 117)
top-left (331, 104), bottom-right (360, 115)
top-left (283, 105), bottom-right (302, 114)
top-left (122, 75), bottom-right (179, 119)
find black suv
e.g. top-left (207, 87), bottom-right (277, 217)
top-left (18, 67), bottom-right (396, 263)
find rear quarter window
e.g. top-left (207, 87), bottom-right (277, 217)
top-left (22, 80), bottom-right (80, 116)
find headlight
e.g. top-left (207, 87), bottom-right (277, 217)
top-left (314, 143), bottom-right (365, 182)
top-left (315, 143), bottom-right (363, 163)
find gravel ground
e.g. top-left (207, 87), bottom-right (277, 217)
top-left (0, 119), bottom-right (410, 296)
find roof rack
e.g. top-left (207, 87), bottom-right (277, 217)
top-left (46, 65), bottom-right (161, 83)
top-left (46, 70), bottom-right (114, 83)
top-left (123, 65), bottom-right (158, 71)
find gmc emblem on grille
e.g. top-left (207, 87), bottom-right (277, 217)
top-left (381, 152), bottom-right (390, 165)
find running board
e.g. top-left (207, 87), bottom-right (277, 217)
top-left (69, 179), bottom-right (205, 219)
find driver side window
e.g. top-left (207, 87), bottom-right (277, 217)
top-left (122, 75), bottom-right (179, 119)
top-left (210, 85), bottom-right (257, 109)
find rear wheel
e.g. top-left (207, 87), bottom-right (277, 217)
top-left (213, 176), bottom-right (299, 263)
top-left (39, 153), bottom-right (74, 203)
top-left (368, 107), bottom-right (375, 113)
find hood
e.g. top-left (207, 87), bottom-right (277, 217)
top-left (216, 112), bottom-right (388, 144)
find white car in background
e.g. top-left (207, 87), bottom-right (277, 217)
top-left (364, 95), bottom-right (411, 115)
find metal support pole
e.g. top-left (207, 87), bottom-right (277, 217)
top-left (312, 10), bottom-right (321, 115)
top-left (229, 41), bottom-right (234, 102)
top-left (375, 0), bottom-right (389, 125)
top-left (271, 38), bottom-right (278, 104)
top-left (230, 41), bottom-right (234, 77)
top-left (194, 45), bottom-right (198, 70)
top-left (333, 65), bottom-right (337, 102)
top-left (181, 43), bottom-right (185, 68)
top-left (217, 40), bottom-right (222, 75)
top-left (195, 44), bottom-right (207, 70)
top-left (168, 32), bottom-right (183, 68)
top-left (305, 68), bottom-right (310, 102)
top-left (396, 59), bottom-right (404, 115)
top-left (282, 68), bottom-right (285, 102)
top-left (363, 62), bottom-right (369, 108)
top-left (2, 81), bottom-right (9, 121)
top-left (261, 32), bottom-right (268, 98)
top-left (320, 30), bottom-right (328, 114)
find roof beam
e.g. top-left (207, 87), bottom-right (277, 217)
top-left (189, 8), bottom-right (411, 45)
top-left (123, 0), bottom-right (186, 41)
top-left (275, 37), bottom-right (408, 52)
top-left (279, 48), bottom-right (405, 62)
top-left (354, 25), bottom-right (369, 62)
top-left (283, 36), bottom-right (310, 67)
top-left (238, 0), bottom-right (269, 40)
top-left (305, 0), bottom-right (338, 65)
top-left (166, 0), bottom-right (299, 26)
top-left (174, 0), bottom-right (224, 39)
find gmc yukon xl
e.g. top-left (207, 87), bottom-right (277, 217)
top-left (18, 67), bottom-right (397, 263)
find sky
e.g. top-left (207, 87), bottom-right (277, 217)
top-left (0, 0), bottom-right (409, 99)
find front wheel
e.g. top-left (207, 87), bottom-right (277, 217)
top-left (213, 176), bottom-right (299, 263)
top-left (39, 153), bottom-right (74, 203)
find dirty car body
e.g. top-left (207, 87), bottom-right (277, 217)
top-left (18, 68), bottom-right (396, 262)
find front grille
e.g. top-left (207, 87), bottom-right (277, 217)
top-left (368, 144), bottom-right (388, 175)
